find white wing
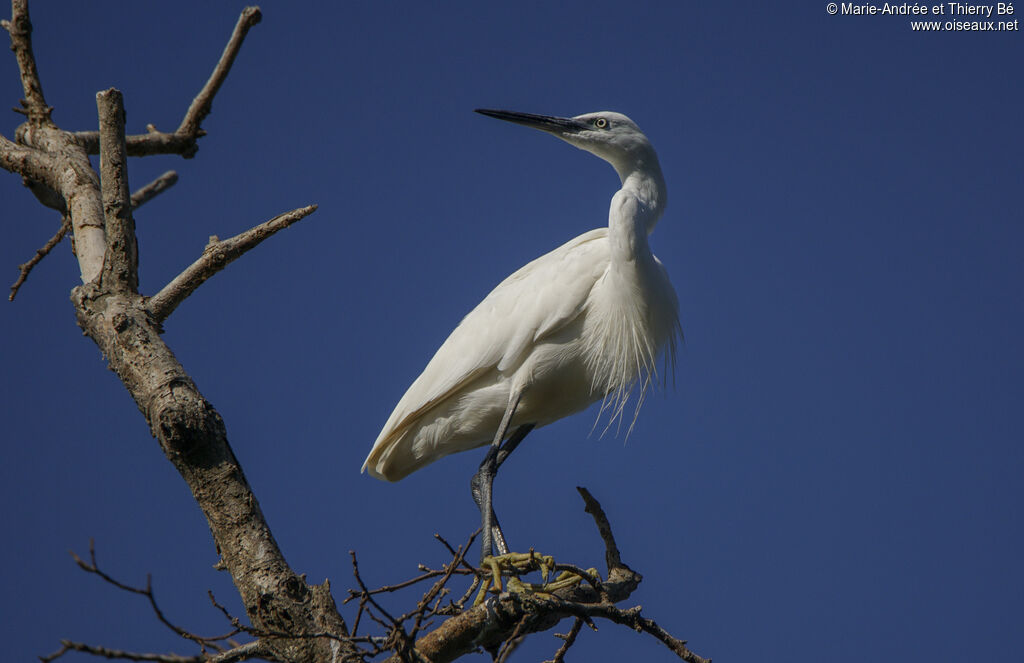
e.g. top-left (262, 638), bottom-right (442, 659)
top-left (363, 227), bottom-right (610, 480)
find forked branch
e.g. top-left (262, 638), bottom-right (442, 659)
top-left (72, 7), bottom-right (262, 158)
top-left (2, 4), bottom-right (350, 661)
top-left (38, 540), bottom-right (261, 663)
top-left (8, 169), bottom-right (176, 301)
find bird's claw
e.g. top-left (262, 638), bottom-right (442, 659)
top-left (473, 551), bottom-right (598, 605)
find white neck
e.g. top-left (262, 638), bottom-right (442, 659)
top-left (611, 148), bottom-right (667, 236)
top-left (606, 161), bottom-right (667, 267)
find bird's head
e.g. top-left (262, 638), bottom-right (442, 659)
top-left (475, 109), bottom-right (658, 182)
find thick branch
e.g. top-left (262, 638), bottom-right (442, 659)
top-left (71, 7), bottom-right (262, 158)
top-left (2, 1), bottom-right (106, 282)
top-left (73, 129), bottom-right (200, 158)
top-left (2, 0), bottom-right (51, 123)
top-left (1, 129), bottom-right (105, 287)
top-left (0, 132), bottom-right (51, 181)
top-left (97, 88), bottom-right (138, 293)
top-left (147, 205), bottom-right (317, 322)
top-left (13, 126), bottom-right (106, 283)
top-left (71, 282), bottom-right (353, 662)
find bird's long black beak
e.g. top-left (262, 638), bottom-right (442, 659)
top-left (475, 109), bottom-right (585, 134)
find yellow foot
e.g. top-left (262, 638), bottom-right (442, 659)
top-left (473, 550), bottom-right (600, 605)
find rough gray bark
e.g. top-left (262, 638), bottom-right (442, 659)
top-left (2, 3), bottom-right (351, 662)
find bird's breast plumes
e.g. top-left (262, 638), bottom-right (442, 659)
top-left (581, 256), bottom-right (680, 435)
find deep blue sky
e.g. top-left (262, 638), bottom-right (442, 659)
top-left (2, 2), bottom-right (1021, 661)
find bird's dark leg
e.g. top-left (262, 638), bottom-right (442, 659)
top-left (471, 422), bottom-right (534, 557)
top-left (470, 392), bottom-right (529, 565)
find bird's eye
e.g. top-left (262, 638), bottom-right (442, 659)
top-left (594, 117), bottom-right (608, 129)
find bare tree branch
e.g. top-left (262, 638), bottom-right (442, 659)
top-left (69, 540), bottom-right (244, 652)
top-left (204, 642), bottom-right (269, 663)
top-left (1, 0), bottom-right (51, 124)
top-left (97, 88), bottom-right (138, 293)
top-left (543, 617), bottom-right (584, 663)
top-left (146, 204), bottom-right (318, 322)
top-left (71, 7), bottom-right (262, 158)
top-left (3, 113), bottom-right (172, 304)
top-left (205, 590), bottom-right (352, 649)
top-left (40, 641), bottom-right (203, 663)
top-left (1, 3), bottom-right (352, 660)
top-left (69, 273), bottom-right (353, 661)
top-left (131, 170), bottom-right (179, 209)
top-left (39, 640), bottom-right (268, 663)
top-left (577, 485), bottom-right (626, 571)
top-left (0, 133), bottom-right (51, 181)
top-left (6, 166), bottom-right (177, 303)
top-left (0, 1), bottom-right (106, 284)
top-left (9, 214), bottom-right (69, 300)
top-left (517, 594), bottom-right (710, 663)
top-left (2, 121), bottom-right (106, 284)
top-left (178, 6), bottom-right (262, 138)
top-left (494, 616), bottom-right (528, 663)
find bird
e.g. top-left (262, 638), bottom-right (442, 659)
top-left (363, 109), bottom-right (681, 564)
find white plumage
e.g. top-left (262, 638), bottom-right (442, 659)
top-left (363, 110), bottom-right (680, 486)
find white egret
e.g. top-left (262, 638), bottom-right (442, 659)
top-left (363, 109), bottom-right (681, 563)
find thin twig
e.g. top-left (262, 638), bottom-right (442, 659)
top-left (178, 7), bottom-right (262, 137)
top-left (343, 534), bottom-right (478, 606)
top-left (543, 618), bottom-right (584, 663)
top-left (207, 590), bottom-right (349, 647)
top-left (70, 540), bottom-right (240, 651)
top-left (407, 540), bottom-right (469, 639)
top-left (349, 551), bottom-right (401, 627)
top-left (520, 593), bottom-right (711, 663)
top-left (435, 530), bottom-right (484, 579)
top-left (494, 616), bottom-right (529, 663)
top-left (131, 170), bottom-right (178, 210)
top-left (344, 567), bottom-right (474, 603)
top-left (9, 215), bottom-right (69, 300)
top-left (146, 204), bottom-right (318, 322)
top-left (39, 640), bottom-right (201, 663)
top-left (38, 639), bottom-right (267, 663)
